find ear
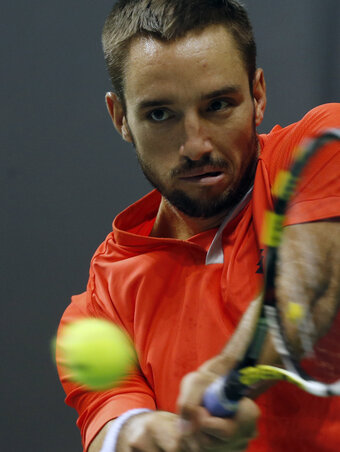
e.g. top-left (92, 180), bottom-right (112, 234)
top-left (252, 69), bottom-right (267, 127)
top-left (105, 92), bottom-right (133, 143)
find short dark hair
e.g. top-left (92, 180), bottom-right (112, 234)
top-left (102, 0), bottom-right (256, 103)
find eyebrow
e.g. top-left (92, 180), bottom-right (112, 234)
top-left (202, 85), bottom-right (242, 100)
top-left (137, 99), bottom-right (175, 110)
top-left (136, 85), bottom-right (242, 111)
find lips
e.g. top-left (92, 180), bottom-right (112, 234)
top-left (179, 166), bottom-right (224, 179)
top-left (184, 171), bottom-right (222, 180)
top-left (178, 166), bottom-right (226, 186)
top-left (180, 166), bottom-right (222, 179)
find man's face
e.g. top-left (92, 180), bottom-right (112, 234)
top-left (119, 25), bottom-right (265, 217)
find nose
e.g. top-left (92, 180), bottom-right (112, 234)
top-left (179, 112), bottom-right (213, 161)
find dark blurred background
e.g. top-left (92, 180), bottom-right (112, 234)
top-left (1, 0), bottom-right (339, 450)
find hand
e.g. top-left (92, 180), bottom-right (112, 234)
top-left (177, 369), bottom-right (259, 451)
top-left (115, 401), bottom-right (258, 452)
top-left (175, 294), bottom-right (268, 451)
top-left (116, 411), bottom-right (180, 452)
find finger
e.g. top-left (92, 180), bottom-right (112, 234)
top-left (129, 438), bottom-right (160, 452)
top-left (128, 421), bottom-right (161, 452)
top-left (178, 371), bottom-right (217, 409)
top-left (185, 398), bottom-right (259, 440)
top-left (232, 398), bottom-right (259, 439)
top-left (178, 407), bottom-right (226, 451)
top-left (128, 411), bottom-right (179, 452)
top-left (181, 430), bottom-right (250, 452)
top-left (187, 405), bottom-right (236, 440)
top-left (150, 413), bottom-right (180, 452)
top-left (179, 435), bottom-right (200, 452)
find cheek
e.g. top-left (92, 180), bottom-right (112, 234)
top-left (233, 109), bottom-right (256, 152)
top-left (134, 135), bottom-right (176, 178)
top-left (136, 128), bottom-right (180, 164)
top-left (131, 128), bottom-right (158, 159)
top-left (219, 118), bottom-right (256, 168)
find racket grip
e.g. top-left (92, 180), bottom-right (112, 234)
top-left (203, 370), bottom-right (247, 417)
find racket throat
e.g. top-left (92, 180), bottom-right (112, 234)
top-left (242, 317), bottom-right (269, 366)
top-left (264, 305), bottom-right (297, 372)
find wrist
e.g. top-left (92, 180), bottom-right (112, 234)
top-left (100, 408), bottom-right (152, 452)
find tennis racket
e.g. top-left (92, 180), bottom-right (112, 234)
top-left (203, 128), bottom-right (340, 417)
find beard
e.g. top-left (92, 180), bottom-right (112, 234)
top-left (133, 120), bottom-right (258, 219)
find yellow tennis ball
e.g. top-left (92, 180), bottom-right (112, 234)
top-left (287, 301), bottom-right (305, 324)
top-left (56, 318), bottom-right (136, 390)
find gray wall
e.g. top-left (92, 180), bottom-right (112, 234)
top-left (2, 1), bottom-right (339, 450)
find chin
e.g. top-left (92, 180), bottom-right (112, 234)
top-left (162, 188), bottom-right (237, 218)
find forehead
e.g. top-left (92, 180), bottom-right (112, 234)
top-left (123, 25), bottom-right (249, 104)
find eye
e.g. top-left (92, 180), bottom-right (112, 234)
top-left (148, 109), bottom-right (172, 122)
top-left (207, 99), bottom-right (230, 112)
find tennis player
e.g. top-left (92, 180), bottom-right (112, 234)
top-left (57, 1), bottom-right (340, 451)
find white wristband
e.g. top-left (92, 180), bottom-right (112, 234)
top-left (99, 408), bottom-right (152, 452)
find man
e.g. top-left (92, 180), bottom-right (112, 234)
top-left (57, 1), bottom-right (340, 451)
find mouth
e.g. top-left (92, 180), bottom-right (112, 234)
top-left (178, 167), bottom-right (226, 186)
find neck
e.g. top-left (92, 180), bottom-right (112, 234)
top-left (150, 197), bottom-right (228, 240)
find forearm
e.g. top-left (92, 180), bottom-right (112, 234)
top-left (276, 221), bottom-right (340, 357)
top-left (88, 420), bottom-right (114, 452)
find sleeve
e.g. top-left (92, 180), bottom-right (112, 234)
top-left (264, 103), bottom-right (340, 225)
top-left (56, 292), bottom-right (156, 452)
top-left (286, 139), bottom-right (340, 225)
top-left (285, 104), bottom-right (340, 225)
